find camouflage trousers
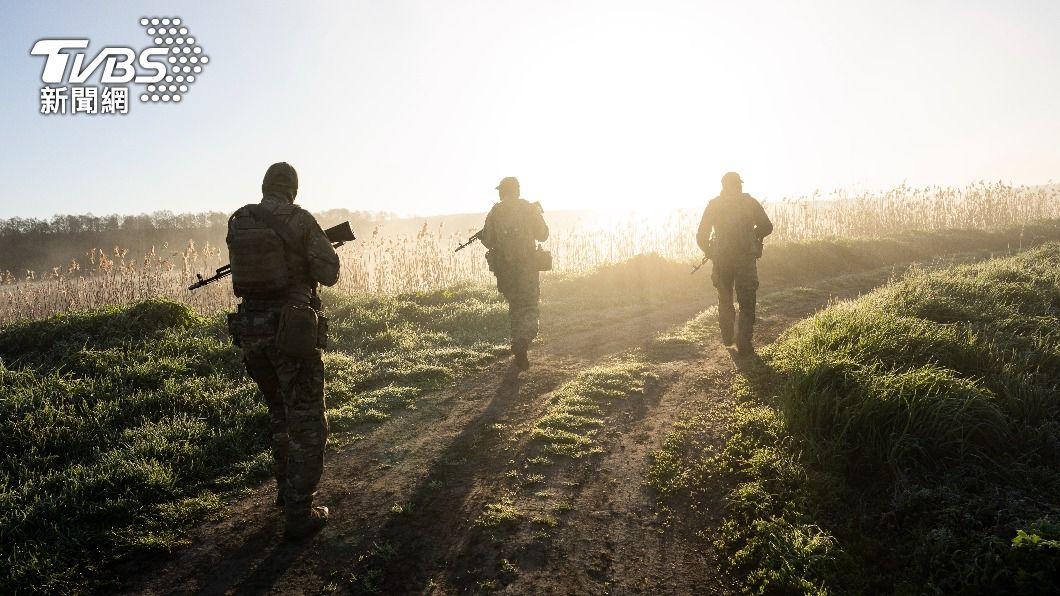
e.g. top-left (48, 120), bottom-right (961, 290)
top-left (241, 334), bottom-right (328, 511)
top-left (711, 258), bottom-right (760, 344)
top-left (496, 267), bottom-right (541, 345)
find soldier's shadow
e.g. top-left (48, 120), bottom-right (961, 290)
top-left (229, 531), bottom-right (313, 596)
top-left (185, 513), bottom-right (312, 596)
top-left (193, 363), bottom-right (528, 596)
top-left (725, 347), bottom-right (784, 402)
top-left (336, 359), bottom-right (529, 593)
top-left (726, 347), bottom-right (763, 371)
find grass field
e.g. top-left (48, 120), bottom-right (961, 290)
top-left (2, 220), bottom-right (1059, 594)
top-left (650, 243), bottom-right (1060, 594)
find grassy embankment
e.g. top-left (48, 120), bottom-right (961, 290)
top-left (1, 220), bottom-right (1057, 594)
top-left (650, 243), bottom-right (1060, 594)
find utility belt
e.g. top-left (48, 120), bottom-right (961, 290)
top-left (711, 236), bottom-right (764, 260)
top-left (227, 287), bottom-right (328, 355)
top-left (486, 245), bottom-right (552, 273)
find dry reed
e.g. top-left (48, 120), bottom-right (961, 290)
top-left (1, 181), bottom-right (1056, 323)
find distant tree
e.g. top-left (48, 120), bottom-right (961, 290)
top-left (0, 208), bottom-right (393, 273)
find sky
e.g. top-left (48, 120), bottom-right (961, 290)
top-left (2, 0), bottom-right (1059, 219)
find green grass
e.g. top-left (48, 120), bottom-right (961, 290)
top-left (0, 286), bottom-right (509, 595)
top-left (477, 497), bottom-right (524, 528)
top-left (528, 359), bottom-right (657, 458)
top-left (490, 352), bottom-right (664, 546)
top-left (651, 243), bottom-right (1060, 594)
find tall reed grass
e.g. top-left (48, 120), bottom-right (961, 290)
top-left (1, 181), bottom-right (1057, 323)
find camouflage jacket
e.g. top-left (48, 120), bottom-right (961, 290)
top-left (696, 192), bottom-right (773, 261)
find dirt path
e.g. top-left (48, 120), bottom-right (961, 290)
top-left (397, 267), bottom-right (901, 595)
top-left (118, 265), bottom-right (903, 595)
top-left (116, 287), bottom-right (710, 595)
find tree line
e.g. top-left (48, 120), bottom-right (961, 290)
top-left (0, 209), bottom-right (392, 275)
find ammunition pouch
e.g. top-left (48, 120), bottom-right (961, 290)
top-left (276, 303), bottom-right (327, 356)
top-left (227, 305), bottom-right (281, 348)
top-left (227, 312), bottom-right (243, 347)
top-left (533, 246), bottom-right (552, 271)
top-left (308, 289), bottom-right (326, 349)
top-left (317, 312), bottom-right (329, 350)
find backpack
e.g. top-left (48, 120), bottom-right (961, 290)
top-left (226, 203), bottom-right (299, 297)
top-left (491, 199), bottom-right (538, 268)
top-left (710, 193), bottom-right (760, 259)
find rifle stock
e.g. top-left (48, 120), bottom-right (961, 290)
top-left (324, 221), bottom-right (356, 246)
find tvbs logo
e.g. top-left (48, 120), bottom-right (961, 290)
top-left (31, 17), bottom-right (209, 115)
top-left (32, 40), bottom-right (168, 85)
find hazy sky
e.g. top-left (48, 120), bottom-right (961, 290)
top-left (2, 0), bottom-right (1058, 219)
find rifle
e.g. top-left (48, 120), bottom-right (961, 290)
top-left (188, 221), bottom-right (356, 291)
top-left (455, 229), bottom-right (484, 253)
top-left (690, 254), bottom-right (710, 275)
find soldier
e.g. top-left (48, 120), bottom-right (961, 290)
top-left (226, 162), bottom-right (340, 540)
top-left (696, 171), bottom-right (773, 355)
top-left (480, 177), bottom-right (550, 371)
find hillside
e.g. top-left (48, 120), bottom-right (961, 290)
top-left (652, 243), bottom-right (1060, 593)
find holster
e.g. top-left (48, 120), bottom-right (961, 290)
top-left (226, 312), bottom-right (244, 347)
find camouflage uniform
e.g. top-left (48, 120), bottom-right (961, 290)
top-left (480, 177), bottom-right (549, 369)
top-left (696, 172), bottom-right (773, 352)
top-left (227, 162), bottom-right (339, 537)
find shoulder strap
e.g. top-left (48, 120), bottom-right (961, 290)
top-left (246, 203), bottom-right (307, 259)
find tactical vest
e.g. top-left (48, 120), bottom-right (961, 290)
top-left (227, 202), bottom-right (299, 298)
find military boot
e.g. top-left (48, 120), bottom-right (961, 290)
top-left (718, 312), bottom-right (735, 347)
top-left (284, 505), bottom-right (329, 541)
top-left (720, 322), bottom-right (735, 346)
top-left (513, 339), bottom-right (530, 371)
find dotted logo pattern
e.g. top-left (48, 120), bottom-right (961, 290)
top-left (137, 17), bottom-right (208, 103)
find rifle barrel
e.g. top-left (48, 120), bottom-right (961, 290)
top-left (455, 229), bottom-right (484, 253)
